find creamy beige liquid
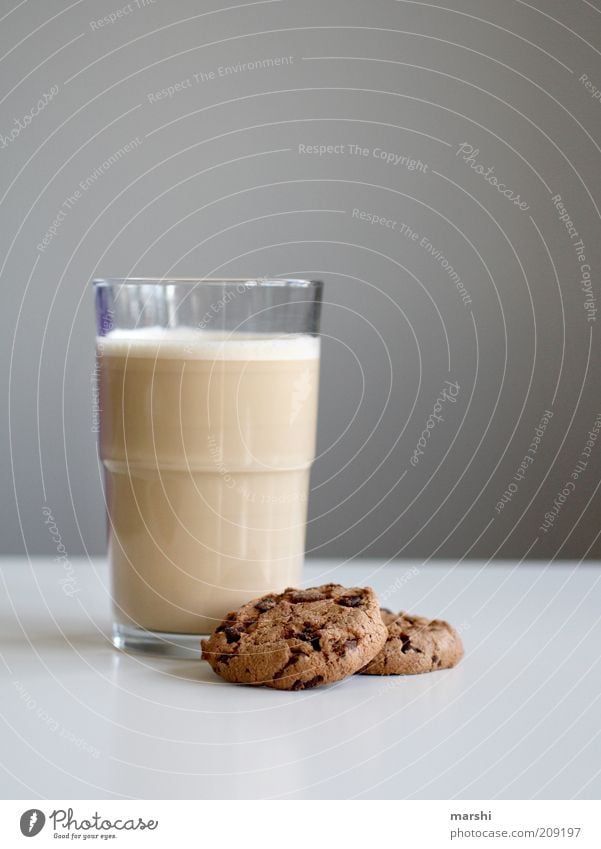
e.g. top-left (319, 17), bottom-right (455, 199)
top-left (97, 329), bottom-right (320, 633)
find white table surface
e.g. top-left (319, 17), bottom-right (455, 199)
top-left (1, 557), bottom-right (599, 800)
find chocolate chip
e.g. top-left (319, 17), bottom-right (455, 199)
top-left (432, 654), bottom-right (439, 665)
top-left (218, 654), bottom-right (231, 664)
top-left (289, 589), bottom-right (326, 603)
top-left (224, 626), bottom-right (241, 643)
top-left (255, 597), bottom-right (277, 612)
top-left (337, 595), bottom-right (362, 607)
top-left (294, 627), bottom-right (321, 650)
top-left (399, 633), bottom-right (412, 653)
top-left (291, 679), bottom-right (304, 690)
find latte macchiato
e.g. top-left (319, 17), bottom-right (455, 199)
top-left (98, 328), bottom-right (320, 634)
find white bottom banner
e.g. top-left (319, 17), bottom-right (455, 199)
top-left (0, 800), bottom-right (599, 848)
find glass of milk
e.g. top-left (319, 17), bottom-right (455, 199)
top-left (94, 278), bottom-right (323, 656)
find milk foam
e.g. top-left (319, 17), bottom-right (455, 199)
top-left (97, 327), bottom-right (320, 361)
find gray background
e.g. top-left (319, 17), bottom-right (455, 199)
top-left (1, 0), bottom-right (600, 562)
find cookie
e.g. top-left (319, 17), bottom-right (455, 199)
top-left (201, 584), bottom-right (388, 690)
top-left (360, 609), bottom-right (463, 675)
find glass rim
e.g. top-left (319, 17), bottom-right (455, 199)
top-left (93, 277), bottom-right (321, 289)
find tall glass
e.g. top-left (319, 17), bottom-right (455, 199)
top-left (94, 278), bottom-right (322, 656)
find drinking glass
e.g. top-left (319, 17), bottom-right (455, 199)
top-left (94, 277), bottom-right (323, 656)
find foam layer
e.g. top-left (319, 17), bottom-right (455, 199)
top-left (97, 327), bottom-right (320, 361)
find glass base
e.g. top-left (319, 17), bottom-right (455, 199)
top-left (112, 623), bottom-right (207, 659)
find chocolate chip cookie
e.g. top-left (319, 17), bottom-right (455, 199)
top-left (360, 609), bottom-right (464, 675)
top-left (201, 584), bottom-right (388, 690)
